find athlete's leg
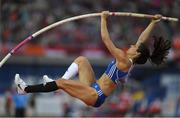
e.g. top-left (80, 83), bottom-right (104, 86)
top-left (56, 79), bottom-right (98, 106)
top-left (15, 74), bottom-right (98, 106)
top-left (74, 56), bottom-right (96, 85)
top-left (61, 56), bottom-right (96, 85)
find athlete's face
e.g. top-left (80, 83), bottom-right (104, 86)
top-left (127, 45), bottom-right (140, 59)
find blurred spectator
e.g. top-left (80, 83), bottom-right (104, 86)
top-left (62, 102), bottom-right (71, 117)
top-left (132, 89), bottom-right (146, 116)
top-left (117, 90), bottom-right (133, 116)
top-left (27, 94), bottom-right (36, 116)
top-left (12, 93), bottom-right (28, 117)
top-left (147, 99), bottom-right (162, 117)
top-left (175, 97), bottom-right (180, 117)
top-left (5, 90), bottom-right (13, 117)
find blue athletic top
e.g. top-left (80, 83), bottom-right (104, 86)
top-left (105, 59), bottom-right (128, 84)
top-left (90, 59), bottom-right (131, 107)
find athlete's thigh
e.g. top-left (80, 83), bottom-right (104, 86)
top-left (75, 56), bottom-right (96, 85)
top-left (56, 79), bottom-right (98, 106)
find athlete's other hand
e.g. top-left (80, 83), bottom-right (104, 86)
top-left (101, 11), bottom-right (110, 18)
top-left (152, 14), bottom-right (162, 23)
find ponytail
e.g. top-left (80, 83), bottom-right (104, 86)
top-left (150, 36), bottom-right (171, 65)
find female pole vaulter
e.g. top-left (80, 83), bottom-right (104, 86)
top-left (15, 11), bottom-right (171, 107)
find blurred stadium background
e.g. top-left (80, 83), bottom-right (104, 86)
top-left (0, 0), bottom-right (180, 117)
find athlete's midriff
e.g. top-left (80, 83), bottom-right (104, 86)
top-left (96, 59), bottom-right (130, 97)
top-left (97, 73), bottom-right (117, 96)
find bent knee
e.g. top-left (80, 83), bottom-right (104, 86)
top-left (74, 56), bottom-right (88, 64)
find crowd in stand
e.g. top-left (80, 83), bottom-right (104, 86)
top-left (1, 0), bottom-right (180, 61)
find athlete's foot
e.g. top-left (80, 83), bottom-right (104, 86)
top-left (14, 74), bottom-right (27, 94)
top-left (43, 75), bottom-right (54, 85)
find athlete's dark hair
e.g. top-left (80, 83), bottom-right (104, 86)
top-left (133, 43), bottom-right (150, 64)
top-left (134, 36), bottom-right (171, 65)
top-left (149, 36), bottom-right (171, 65)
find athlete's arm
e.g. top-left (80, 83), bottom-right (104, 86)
top-left (101, 11), bottom-right (126, 62)
top-left (136, 14), bottom-right (162, 48)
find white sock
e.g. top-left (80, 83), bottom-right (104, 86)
top-left (62, 62), bottom-right (78, 80)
